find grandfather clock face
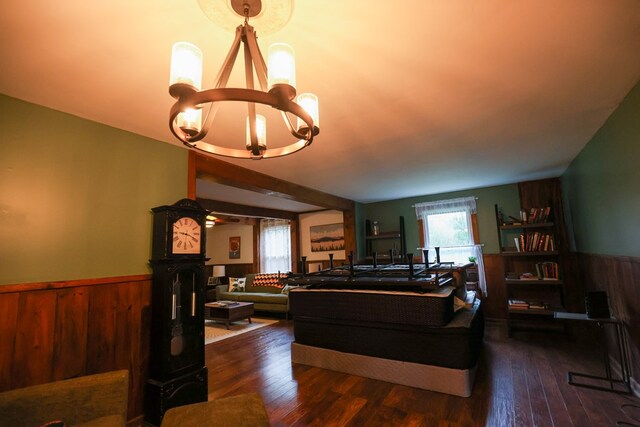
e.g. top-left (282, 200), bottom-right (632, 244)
top-left (172, 216), bottom-right (202, 254)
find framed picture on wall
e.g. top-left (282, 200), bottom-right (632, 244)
top-left (229, 236), bottom-right (241, 259)
top-left (310, 223), bottom-right (345, 252)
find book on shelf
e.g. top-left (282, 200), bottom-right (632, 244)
top-left (508, 299), bottom-right (529, 309)
top-left (506, 271), bottom-right (519, 280)
top-left (522, 206), bottom-right (552, 224)
top-left (535, 262), bottom-right (559, 279)
top-left (519, 272), bottom-right (537, 280)
top-left (513, 232), bottom-right (555, 253)
top-left (528, 302), bottom-right (549, 310)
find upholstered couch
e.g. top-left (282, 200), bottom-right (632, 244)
top-left (215, 273), bottom-right (290, 315)
top-left (0, 370), bottom-right (129, 427)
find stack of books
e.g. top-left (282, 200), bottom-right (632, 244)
top-left (209, 300), bottom-right (239, 307)
top-left (508, 299), bottom-right (529, 310)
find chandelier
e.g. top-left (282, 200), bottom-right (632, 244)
top-left (168, 0), bottom-right (319, 160)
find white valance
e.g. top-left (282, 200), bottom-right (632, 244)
top-left (414, 196), bottom-right (477, 217)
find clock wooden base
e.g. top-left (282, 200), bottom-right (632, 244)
top-left (144, 366), bottom-right (208, 426)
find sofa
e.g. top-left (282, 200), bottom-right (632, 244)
top-left (215, 273), bottom-right (290, 315)
top-left (0, 370), bottom-right (129, 427)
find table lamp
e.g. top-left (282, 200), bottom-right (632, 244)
top-left (212, 265), bottom-right (226, 285)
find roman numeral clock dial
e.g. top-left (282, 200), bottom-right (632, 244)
top-left (172, 217), bottom-right (201, 254)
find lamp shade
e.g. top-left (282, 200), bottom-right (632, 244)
top-left (246, 114), bottom-right (267, 151)
top-left (176, 108), bottom-right (202, 136)
top-left (169, 42), bottom-right (203, 90)
top-left (267, 43), bottom-right (296, 89)
top-left (213, 265), bottom-right (226, 278)
top-left (296, 93), bottom-right (319, 131)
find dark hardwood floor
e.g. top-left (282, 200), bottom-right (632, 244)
top-left (205, 318), bottom-right (640, 426)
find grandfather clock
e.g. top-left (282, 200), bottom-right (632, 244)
top-left (145, 199), bottom-right (208, 426)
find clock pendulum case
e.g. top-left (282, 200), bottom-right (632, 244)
top-left (144, 199), bottom-right (208, 426)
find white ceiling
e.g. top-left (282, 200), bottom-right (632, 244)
top-left (1, 1), bottom-right (639, 206)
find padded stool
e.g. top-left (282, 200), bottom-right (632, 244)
top-left (160, 393), bottom-right (269, 427)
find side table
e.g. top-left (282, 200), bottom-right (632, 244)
top-left (554, 311), bottom-right (631, 394)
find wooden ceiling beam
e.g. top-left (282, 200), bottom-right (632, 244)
top-left (193, 152), bottom-right (354, 211)
top-left (196, 197), bottom-right (298, 221)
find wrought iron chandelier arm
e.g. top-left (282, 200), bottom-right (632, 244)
top-left (244, 25), bottom-right (269, 91)
top-left (243, 39), bottom-right (261, 157)
top-left (283, 100), bottom-right (319, 140)
top-left (195, 25), bottom-right (245, 142)
top-left (169, 88), bottom-right (280, 142)
top-left (214, 26), bottom-right (243, 89)
top-left (190, 138), bottom-right (310, 159)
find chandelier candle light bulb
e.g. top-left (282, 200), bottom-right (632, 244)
top-left (297, 93), bottom-right (319, 132)
top-left (169, 42), bottom-right (203, 90)
top-left (177, 108), bottom-right (202, 136)
top-left (268, 43), bottom-right (296, 90)
top-left (246, 114), bottom-right (267, 151)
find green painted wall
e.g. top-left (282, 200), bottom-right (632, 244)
top-left (0, 94), bottom-right (189, 285)
top-left (358, 184), bottom-right (521, 257)
top-left (561, 80), bottom-right (640, 257)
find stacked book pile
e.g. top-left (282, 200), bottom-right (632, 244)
top-left (508, 299), bottom-right (550, 311)
top-left (208, 300), bottom-right (239, 307)
top-left (508, 299), bottom-right (529, 310)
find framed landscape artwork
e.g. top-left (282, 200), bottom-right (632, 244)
top-left (229, 236), bottom-right (241, 259)
top-left (310, 223), bottom-right (345, 252)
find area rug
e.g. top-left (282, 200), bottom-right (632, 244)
top-left (204, 317), bottom-right (279, 345)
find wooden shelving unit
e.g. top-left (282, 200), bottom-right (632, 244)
top-left (364, 216), bottom-right (406, 259)
top-left (495, 204), bottom-right (566, 336)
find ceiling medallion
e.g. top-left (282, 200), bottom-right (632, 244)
top-left (168, 0), bottom-right (319, 159)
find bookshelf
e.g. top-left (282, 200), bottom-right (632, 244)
top-left (495, 204), bottom-right (565, 336)
top-left (364, 216), bottom-right (406, 259)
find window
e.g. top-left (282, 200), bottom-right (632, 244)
top-left (415, 196), bottom-right (486, 295)
top-left (259, 219), bottom-right (291, 273)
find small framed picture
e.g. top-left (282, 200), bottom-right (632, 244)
top-left (229, 236), bottom-right (241, 259)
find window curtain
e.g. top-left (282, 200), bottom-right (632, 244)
top-left (414, 196), bottom-right (487, 295)
top-left (259, 219), bottom-right (292, 273)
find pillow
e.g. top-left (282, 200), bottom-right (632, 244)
top-left (253, 273), bottom-right (287, 288)
top-left (228, 277), bottom-right (246, 292)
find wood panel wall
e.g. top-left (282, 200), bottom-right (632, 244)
top-left (578, 253), bottom-right (640, 386)
top-left (0, 275), bottom-right (152, 424)
top-left (481, 254), bottom-right (507, 319)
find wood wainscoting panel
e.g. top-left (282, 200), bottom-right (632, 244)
top-left (12, 290), bottom-right (58, 389)
top-left (224, 263), bottom-right (254, 278)
top-left (579, 253), bottom-right (640, 386)
top-left (0, 293), bottom-right (19, 391)
top-left (481, 254), bottom-right (507, 319)
top-left (0, 275), bottom-right (152, 423)
top-left (52, 287), bottom-right (89, 381)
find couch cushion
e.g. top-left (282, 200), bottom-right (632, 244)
top-left (252, 273), bottom-right (287, 288)
top-left (229, 292), bottom-right (288, 305)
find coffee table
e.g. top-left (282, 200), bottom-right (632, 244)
top-left (204, 301), bottom-right (255, 329)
